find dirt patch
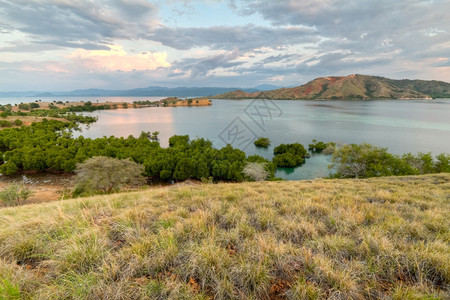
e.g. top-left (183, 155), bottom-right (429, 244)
top-left (0, 172), bottom-right (73, 205)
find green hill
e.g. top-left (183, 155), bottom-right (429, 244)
top-left (1, 174), bottom-right (449, 299)
top-left (212, 74), bottom-right (450, 100)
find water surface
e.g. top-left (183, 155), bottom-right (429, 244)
top-left (73, 99), bottom-right (450, 180)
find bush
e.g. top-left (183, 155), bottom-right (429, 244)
top-left (0, 184), bottom-right (33, 206)
top-left (273, 153), bottom-right (303, 167)
top-left (330, 143), bottom-right (394, 178)
top-left (0, 162), bottom-right (18, 175)
top-left (274, 143), bottom-right (307, 157)
top-left (74, 156), bottom-right (146, 195)
top-left (330, 143), bottom-right (450, 178)
top-left (18, 103), bottom-right (30, 110)
top-left (243, 162), bottom-right (268, 181)
top-left (13, 119), bottom-right (23, 126)
top-left (308, 140), bottom-right (336, 153)
top-left (0, 120), bottom-right (12, 128)
top-left (273, 143), bottom-right (307, 167)
top-left (29, 103), bottom-right (40, 109)
top-left (254, 137), bottom-right (271, 148)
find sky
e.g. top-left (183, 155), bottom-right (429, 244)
top-left (0, 0), bottom-right (449, 91)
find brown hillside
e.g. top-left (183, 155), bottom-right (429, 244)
top-left (212, 74), bottom-right (450, 100)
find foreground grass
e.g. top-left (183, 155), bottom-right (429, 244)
top-left (0, 174), bottom-right (448, 299)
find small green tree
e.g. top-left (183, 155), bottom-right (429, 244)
top-left (435, 153), bottom-right (450, 173)
top-left (0, 184), bottom-right (33, 206)
top-left (73, 156), bottom-right (146, 195)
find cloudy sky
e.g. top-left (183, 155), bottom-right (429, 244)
top-left (0, 0), bottom-right (449, 91)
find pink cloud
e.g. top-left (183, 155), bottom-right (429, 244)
top-left (67, 45), bottom-right (171, 72)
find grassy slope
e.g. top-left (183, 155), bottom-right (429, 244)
top-left (0, 174), bottom-right (449, 299)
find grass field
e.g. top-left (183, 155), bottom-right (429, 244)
top-left (0, 174), bottom-right (449, 299)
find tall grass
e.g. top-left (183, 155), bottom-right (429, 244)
top-left (0, 174), bottom-right (448, 299)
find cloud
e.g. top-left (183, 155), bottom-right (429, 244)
top-left (66, 45), bottom-right (171, 72)
top-left (148, 25), bottom-right (317, 51)
top-left (0, 0), bottom-right (449, 91)
top-left (170, 49), bottom-right (243, 78)
top-left (0, 0), bottom-right (158, 49)
top-left (242, 0), bottom-right (450, 53)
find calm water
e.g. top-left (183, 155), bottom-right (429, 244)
top-left (2, 97), bottom-right (449, 180)
top-left (71, 98), bottom-right (450, 180)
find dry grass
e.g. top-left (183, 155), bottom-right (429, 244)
top-left (0, 174), bottom-right (449, 299)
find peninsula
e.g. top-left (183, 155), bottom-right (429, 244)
top-left (0, 97), bottom-right (212, 127)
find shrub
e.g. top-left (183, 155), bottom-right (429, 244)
top-left (73, 156), bottom-right (146, 195)
top-left (0, 184), bottom-right (33, 206)
top-left (0, 120), bottom-right (12, 127)
top-left (330, 143), bottom-right (450, 178)
top-left (273, 153), bottom-right (303, 167)
top-left (13, 119), bottom-right (23, 126)
top-left (309, 140), bottom-right (336, 153)
top-left (435, 153), bottom-right (450, 173)
top-left (273, 143), bottom-right (307, 167)
top-left (274, 143), bottom-right (307, 157)
top-left (254, 137), bottom-right (271, 148)
top-left (29, 103), bottom-right (40, 109)
top-left (18, 103), bottom-right (30, 110)
top-left (243, 162), bottom-right (268, 181)
top-left (330, 143), bottom-right (393, 178)
top-left (0, 162), bottom-right (18, 175)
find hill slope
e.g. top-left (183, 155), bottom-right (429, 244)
top-left (1, 174), bottom-right (448, 299)
top-left (212, 74), bottom-right (450, 100)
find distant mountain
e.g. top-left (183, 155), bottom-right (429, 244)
top-left (212, 74), bottom-right (450, 100)
top-left (0, 86), bottom-right (262, 98)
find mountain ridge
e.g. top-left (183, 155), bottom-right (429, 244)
top-left (0, 86), bottom-right (282, 98)
top-left (212, 74), bottom-right (450, 100)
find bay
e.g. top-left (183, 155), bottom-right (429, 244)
top-left (76, 98), bottom-right (450, 180)
top-left (3, 96), bottom-right (449, 180)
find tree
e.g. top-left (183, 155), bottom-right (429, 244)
top-left (243, 162), bottom-right (268, 181)
top-left (74, 156), bottom-right (146, 195)
top-left (435, 153), bottom-right (450, 173)
top-left (0, 184), bottom-right (32, 206)
top-left (273, 143), bottom-right (307, 167)
top-left (169, 135), bottom-right (189, 148)
top-left (273, 153), bottom-right (302, 167)
top-left (330, 143), bottom-right (396, 178)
